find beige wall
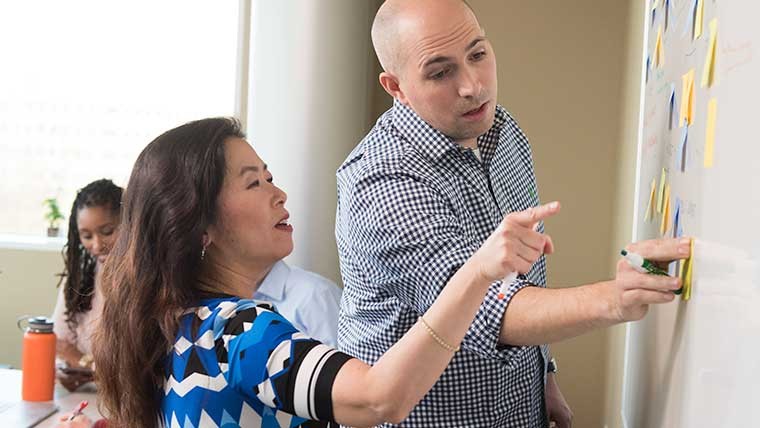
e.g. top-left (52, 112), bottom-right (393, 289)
top-left (0, 248), bottom-right (62, 367)
top-left (370, 1), bottom-right (642, 427)
top-left (604, 1), bottom-right (646, 427)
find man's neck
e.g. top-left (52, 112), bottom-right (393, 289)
top-left (456, 138), bottom-right (478, 150)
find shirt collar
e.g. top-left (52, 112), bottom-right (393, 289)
top-left (390, 99), bottom-right (509, 164)
top-left (255, 260), bottom-right (290, 301)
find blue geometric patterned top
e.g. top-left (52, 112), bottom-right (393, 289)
top-left (162, 296), bottom-right (351, 428)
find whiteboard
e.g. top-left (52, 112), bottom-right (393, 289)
top-left (622, 0), bottom-right (760, 427)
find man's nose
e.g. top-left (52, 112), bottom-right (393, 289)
top-left (458, 67), bottom-right (482, 99)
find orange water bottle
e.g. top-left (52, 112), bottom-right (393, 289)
top-left (18, 316), bottom-right (56, 401)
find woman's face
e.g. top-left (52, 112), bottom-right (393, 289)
top-left (77, 205), bottom-right (119, 264)
top-left (207, 138), bottom-right (293, 270)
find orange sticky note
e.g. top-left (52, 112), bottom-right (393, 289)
top-left (680, 69), bottom-right (696, 126)
top-left (701, 19), bottom-right (718, 88)
top-left (645, 178), bottom-right (656, 221)
top-left (694, 0), bottom-right (704, 39)
top-left (655, 26), bottom-right (665, 67)
top-left (704, 98), bottom-right (717, 168)
top-left (660, 184), bottom-right (671, 236)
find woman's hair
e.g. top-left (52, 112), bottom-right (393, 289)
top-left (93, 117), bottom-right (244, 427)
top-left (58, 179), bottom-right (123, 338)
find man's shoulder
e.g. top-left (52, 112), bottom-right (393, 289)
top-left (338, 107), bottom-right (432, 182)
top-left (495, 105), bottom-right (531, 144)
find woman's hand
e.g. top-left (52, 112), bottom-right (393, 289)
top-left (56, 366), bottom-right (95, 392)
top-left (55, 413), bottom-right (92, 428)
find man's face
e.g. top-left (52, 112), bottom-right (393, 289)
top-left (396, 9), bottom-right (498, 141)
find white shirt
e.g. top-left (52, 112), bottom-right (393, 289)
top-left (51, 278), bottom-right (104, 356)
top-left (254, 260), bottom-right (342, 347)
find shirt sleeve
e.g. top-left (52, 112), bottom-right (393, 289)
top-left (51, 286), bottom-right (75, 344)
top-left (300, 282), bottom-right (342, 348)
top-left (344, 170), bottom-right (535, 362)
top-left (221, 301), bottom-right (352, 422)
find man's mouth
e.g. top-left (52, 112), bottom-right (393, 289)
top-left (463, 102), bottom-right (488, 118)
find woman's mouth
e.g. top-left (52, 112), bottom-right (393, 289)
top-left (275, 217), bottom-right (293, 233)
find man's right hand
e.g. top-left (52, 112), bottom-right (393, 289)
top-left (473, 201), bottom-right (561, 282)
top-left (609, 237), bottom-right (692, 322)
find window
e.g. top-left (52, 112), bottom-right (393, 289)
top-left (0, 1), bottom-right (240, 237)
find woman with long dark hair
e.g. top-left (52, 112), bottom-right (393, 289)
top-left (52, 179), bottom-right (122, 391)
top-left (93, 118), bottom-right (557, 427)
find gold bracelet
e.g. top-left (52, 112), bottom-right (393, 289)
top-left (418, 316), bottom-right (460, 353)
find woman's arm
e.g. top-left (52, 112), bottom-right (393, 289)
top-left (330, 202), bottom-right (560, 426)
top-left (57, 339), bottom-right (85, 368)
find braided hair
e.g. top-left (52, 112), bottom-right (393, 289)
top-left (57, 179), bottom-right (123, 338)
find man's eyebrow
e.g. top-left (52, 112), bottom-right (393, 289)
top-left (422, 37), bottom-right (487, 69)
top-left (466, 36), bottom-right (486, 51)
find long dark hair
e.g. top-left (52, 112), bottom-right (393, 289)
top-left (94, 118), bottom-right (244, 427)
top-left (58, 179), bottom-right (122, 338)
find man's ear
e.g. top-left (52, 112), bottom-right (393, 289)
top-left (378, 72), bottom-right (410, 105)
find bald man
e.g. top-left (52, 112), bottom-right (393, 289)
top-left (335, 1), bottom-right (688, 427)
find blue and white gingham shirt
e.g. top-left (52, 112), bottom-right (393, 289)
top-left (336, 100), bottom-right (550, 427)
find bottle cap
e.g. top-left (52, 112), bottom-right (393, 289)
top-left (17, 316), bottom-right (54, 333)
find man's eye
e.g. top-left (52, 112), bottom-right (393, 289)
top-left (430, 68), bottom-right (450, 80)
top-left (247, 180), bottom-right (260, 189)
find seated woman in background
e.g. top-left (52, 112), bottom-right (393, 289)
top-left (93, 118), bottom-right (538, 428)
top-left (51, 179), bottom-right (122, 391)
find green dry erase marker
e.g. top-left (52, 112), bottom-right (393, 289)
top-left (620, 249), bottom-right (681, 294)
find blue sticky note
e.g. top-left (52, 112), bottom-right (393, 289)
top-left (678, 127), bottom-right (688, 172)
top-left (684, 0), bottom-right (698, 37)
top-left (646, 55), bottom-right (651, 83)
top-left (665, 0), bottom-right (671, 30)
top-left (669, 84), bottom-right (677, 130)
top-left (673, 198), bottom-right (683, 238)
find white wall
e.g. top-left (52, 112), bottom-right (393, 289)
top-left (247, 0), bottom-right (380, 283)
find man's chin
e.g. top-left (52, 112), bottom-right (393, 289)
top-left (449, 120), bottom-right (494, 140)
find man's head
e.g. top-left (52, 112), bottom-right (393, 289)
top-left (372, 0), bottom-right (498, 141)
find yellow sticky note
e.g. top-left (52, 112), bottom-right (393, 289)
top-left (657, 168), bottom-right (667, 214)
top-left (645, 178), bottom-right (656, 221)
top-left (679, 70), bottom-right (694, 126)
top-left (655, 26), bottom-right (665, 67)
top-left (704, 98), bottom-right (717, 168)
top-left (660, 184), bottom-right (671, 236)
top-left (701, 19), bottom-right (718, 88)
top-left (679, 69), bottom-right (696, 126)
top-left (694, 0), bottom-right (704, 39)
top-left (682, 239), bottom-right (695, 300)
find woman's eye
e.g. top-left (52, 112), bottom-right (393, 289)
top-left (247, 180), bottom-right (260, 189)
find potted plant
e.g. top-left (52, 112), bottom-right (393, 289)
top-left (43, 197), bottom-right (65, 237)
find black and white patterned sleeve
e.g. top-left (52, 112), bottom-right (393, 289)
top-left (221, 300), bottom-right (353, 422)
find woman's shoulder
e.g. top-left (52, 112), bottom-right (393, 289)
top-left (182, 296), bottom-right (296, 339)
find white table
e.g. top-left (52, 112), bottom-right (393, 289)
top-left (0, 369), bottom-right (101, 427)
